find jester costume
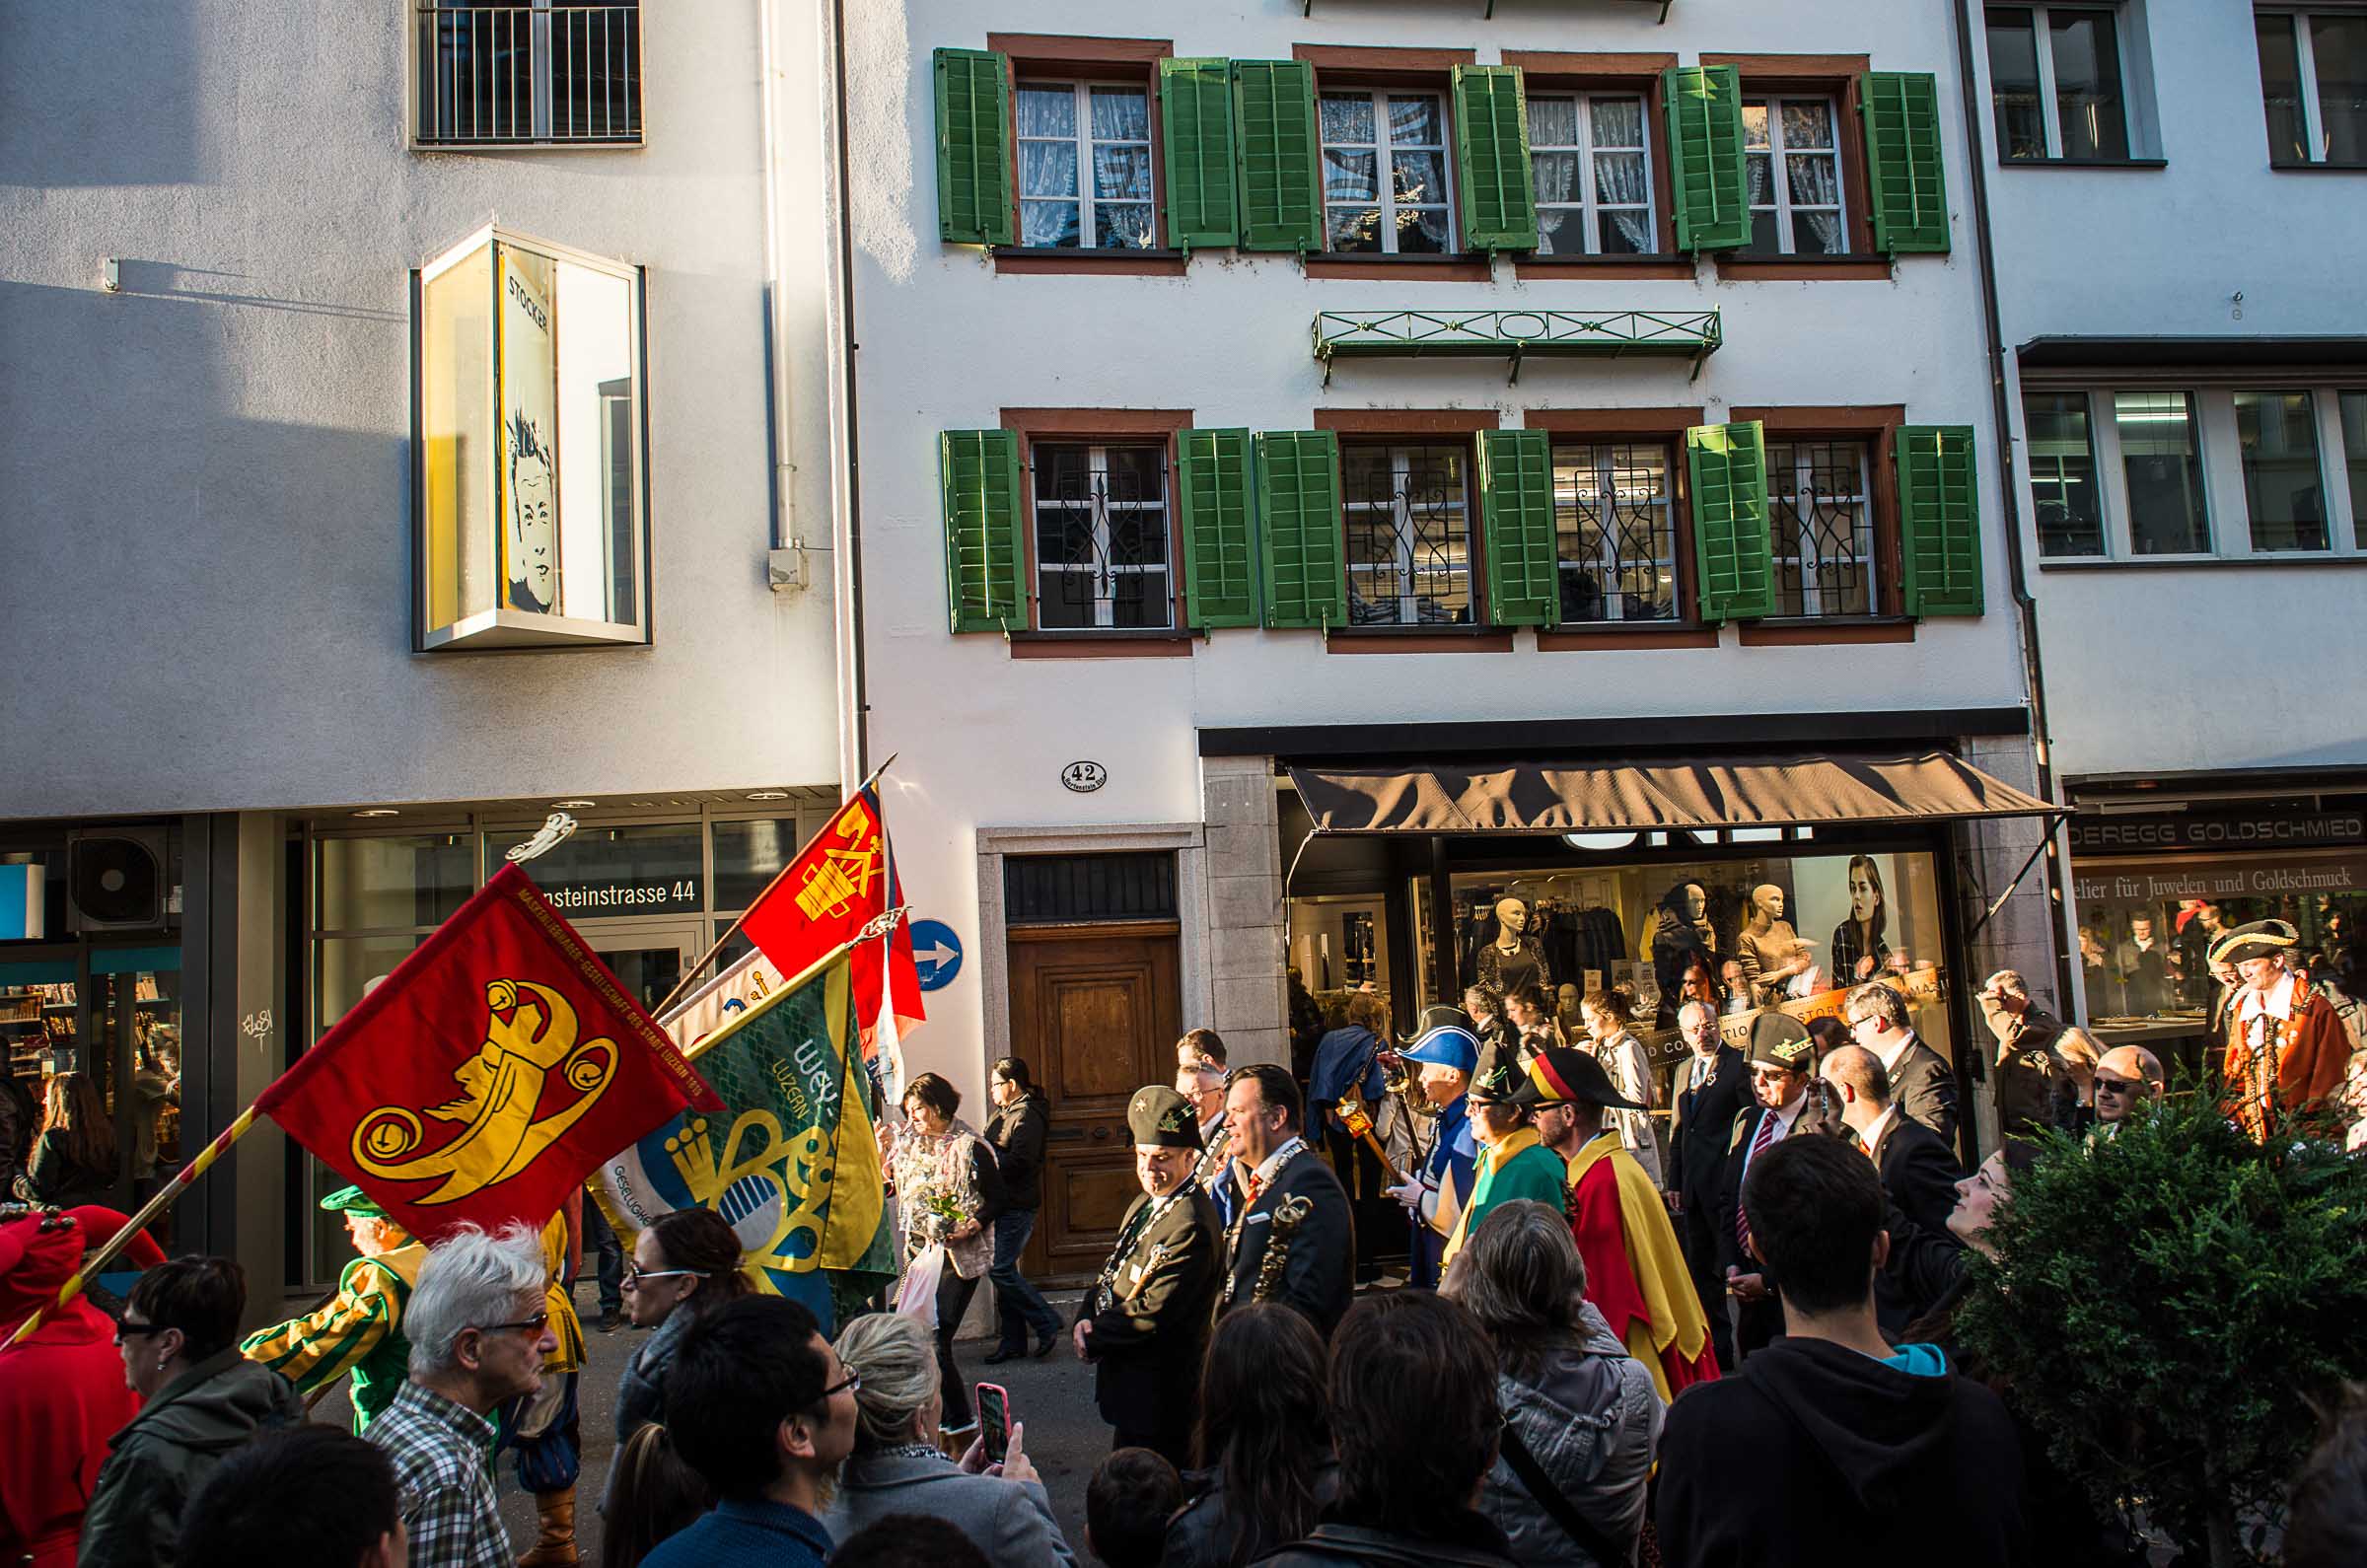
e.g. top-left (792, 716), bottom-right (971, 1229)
top-left (239, 1186), bottom-right (425, 1433)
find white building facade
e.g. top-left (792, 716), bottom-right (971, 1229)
top-left (849, 0), bottom-right (2058, 1277)
top-left (1967, 2), bottom-right (2367, 1058)
top-left (0, 1), bottom-right (853, 1301)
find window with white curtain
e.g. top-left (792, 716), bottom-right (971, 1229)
top-left (1551, 442), bottom-right (1678, 621)
top-left (1016, 82), bottom-right (1156, 249)
top-left (1321, 91), bottom-right (1456, 254)
top-left (1030, 443), bottom-right (1174, 629)
top-left (1743, 98), bottom-right (1847, 254)
top-left (1766, 438), bottom-right (1877, 617)
top-left (1985, 6), bottom-right (2132, 160)
top-left (1527, 94), bottom-right (1656, 255)
top-left (2256, 11), bottom-right (2367, 166)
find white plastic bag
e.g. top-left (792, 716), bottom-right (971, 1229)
top-left (894, 1244), bottom-right (946, 1327)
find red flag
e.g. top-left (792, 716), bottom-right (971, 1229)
top-left (739, 784), bottom-right (926, 1053)
top-left (256, 864), bottom-right (719, 1244)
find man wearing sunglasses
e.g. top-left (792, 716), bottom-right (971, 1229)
top-left (2092, 1044), bottom-right (2165, 1138)
top-left (1715, 1014), bottom-right (1818, 1364)
top-left (368, 1223), bottom-right (558, 1568)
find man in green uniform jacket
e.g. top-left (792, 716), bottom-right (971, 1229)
top-left (1443, 1060), bottom-right (1571, 1267)
top-left (240, 1185), bottom-right (427, 1431)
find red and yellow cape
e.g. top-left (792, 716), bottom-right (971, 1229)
top-left (1565, 1131), bottom-right (1719, 1402)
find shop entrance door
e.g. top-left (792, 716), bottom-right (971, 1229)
top-left (1007, 923), bottom-right (1181, 1283)
top-left (586, 920), bottom-right (706, 1015)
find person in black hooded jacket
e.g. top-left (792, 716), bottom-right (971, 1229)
top-left (1656, 1134), bottom-right (2031, 1568)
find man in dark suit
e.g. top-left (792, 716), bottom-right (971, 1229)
top-left (1821, 1043), bottom-right (1965, 1335)
top-left (1843, 980), bottom-right (1959, 1154)
top-left (1714, 1014), bottom-right (1818, 1363)
top-left (1073, 1084), bottom-right (1225, 1467)
top-left (1216, 1063), bottom-right (1354, 1340)
top-left (1667, 999), bottom-right (1750, 1365)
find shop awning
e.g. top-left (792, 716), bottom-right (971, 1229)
top-left (1287, 751), bottom-right (2056, 835)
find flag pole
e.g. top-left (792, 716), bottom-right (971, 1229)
top-left (681, 928), bottom-right (878, 1062)
top-left (651, 752), bottom-right (899, 1019)
top-left (7, 1104), bottom-right (263, 1347)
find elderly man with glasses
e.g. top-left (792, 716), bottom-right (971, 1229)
top-left (2091, 1044), bottom-right (2166, 1138)
top-left (1842, 982), bottom-right (1959, 1152)
top-left (369, 1223), bottom-right (560, 1568)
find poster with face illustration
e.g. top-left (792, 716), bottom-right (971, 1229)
top-left (498, 253), bottom-right (559, 614)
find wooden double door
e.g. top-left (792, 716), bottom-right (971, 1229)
top-left (1007, 921), bottom-right (1181, 1283)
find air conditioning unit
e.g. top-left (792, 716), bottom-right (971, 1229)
top-left (66, 828), bottom-right (169, 932)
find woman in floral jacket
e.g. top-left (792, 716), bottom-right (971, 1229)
top-left (889, 1072), bottom-right (1006, 1437)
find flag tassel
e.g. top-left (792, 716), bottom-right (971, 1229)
top-left (7, 1104), bottom-right (262, 1346)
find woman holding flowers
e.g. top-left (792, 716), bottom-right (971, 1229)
top-left (888, 1071), bottom-right (1006, 1438)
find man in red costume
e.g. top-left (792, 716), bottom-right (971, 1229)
top-left (2214, 918), bottom-right (2350, 1139)
top-left (0, 1206), bottom-right (163, 1567)
top-left (1513, 1044), bottom-right (1718, 1401)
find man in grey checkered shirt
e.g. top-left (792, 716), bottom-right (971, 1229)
top-left (369, 1223), bottom-right (558, 1568)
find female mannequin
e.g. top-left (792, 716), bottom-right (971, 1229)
top-left (1648, 881), bottom-right (1719, 1025)
top-left (1735, 885), bottom-right (1812, 1007)
top-left (1475, 896), bottom-right (1550, 997)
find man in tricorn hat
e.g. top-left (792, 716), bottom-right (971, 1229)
top-left (2213, 918), bottom-right (2350, 1140)
top-left (1382, 1009), bottom-right (1480, 1288)
top-left (1514, 1045), bottom-right (1719, 1399)
top-left (1072, 1085), bottom-right (1223, 1467)
top-left (241, 1185), bottom-right (428, 1432)
top-left (1715, 1014), bottom-right (1819, 1363)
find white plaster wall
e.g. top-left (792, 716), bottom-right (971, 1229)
top-left (1972, 0), bottom-right (2367, 778)
top-left (0, 1), bottom-right (844, 818)
top-left (853, 0), bottom-right (2038, 1094)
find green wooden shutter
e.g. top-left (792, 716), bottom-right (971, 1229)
top-left (1860, 71), bottom-right (1950, 254)
top-left (1898, 425), bottom-right (1983, 616)
top-left (1686, 421), bottom-right (1774, 623)
top-left (1478, 429), bottom-right (1558, 627)
top-left (1161, 58), bottom-right (1239, 252)
top-left (1232, 61), bottom-right (1324, 253)
top-left (1453, 65), bottom-right (1539, 254)
top-left (1663, 65), bottom-right (1749, 252)
top-left (935, 48), bottom-right (1014, 246)
top-left (1255, 431), bottom-right (1345, 628)
top-left (1179, 428), bottom-right (1259, 628)
top-left (940, 430), bottom-right (1024, 633)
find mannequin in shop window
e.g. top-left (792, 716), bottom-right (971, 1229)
top-left (1735, 886), bottom-right (1813, 1008)
top-left (1475, 897), bottom-right (1551, 999)
top-left (1829, 856), bottom-right (1891, 985)
top-left (1646, 882), bottom-right (1722, 1027)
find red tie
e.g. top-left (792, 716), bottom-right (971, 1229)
top-left (1736, 1109), bottom-right (1780, 1249)
top-left (1246, 1172), bottom-right (1265, 1204)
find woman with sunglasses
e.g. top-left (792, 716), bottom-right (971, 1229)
top-left (81, 1254), bottom-right (304, 1568)
top-left (604, 1209), bottom-right (753, 1514)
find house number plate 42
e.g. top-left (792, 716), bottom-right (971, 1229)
top-left (1061, 760), bottom-right (1108, 793)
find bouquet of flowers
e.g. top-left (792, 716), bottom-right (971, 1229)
top-left (914, 1185), bottom-right (967, 1243)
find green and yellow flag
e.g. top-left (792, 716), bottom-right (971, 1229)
top-left (591, 949), bottom-right (895, 1328)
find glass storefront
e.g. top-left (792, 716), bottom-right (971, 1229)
top-left (295, 805), bottom-right (823, 1285)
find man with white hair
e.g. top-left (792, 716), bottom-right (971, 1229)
top-left (369, 1223), bottom-right (558, 1568)
top-left (1667, 999), bottom-right (1748, 1366)
top-left (1976, 968), bottom-right (2071, 1138)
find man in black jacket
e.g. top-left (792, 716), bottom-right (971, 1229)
top-left (1844, 981), bottom-right (1960, 1153)
top-left (1657, 1136), bottom-right (2033, 1568)
top-left (1215, 1064), bottom-right (1354, 1340)
top-left (1072, 1084), bottom-right (1224, 1467)
top-left (1821, 1043), bottom-right (1963, 1335)
top-left (1667, 999), bottom-right (1750, 1364)
top-left (1715, 1013), bottom-right (1817, 1363)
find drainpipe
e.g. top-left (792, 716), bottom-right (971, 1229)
top-left (829, 0), bottom-right (871, 782)
top-left (1951, 0), bottom-right (2079, 1013)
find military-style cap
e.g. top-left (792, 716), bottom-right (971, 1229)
top-left (1399, 1004), bottom-right (1476, 1046)
top-left (1467, 1057), bottom-right (1526, 1105)
top-left (320, 1184), bottom-right (388, 1218)
top-left (1127, 1085), bottom-right (1203, 1149)
top-left (2207, 918), bottom-right (2298, 968)
top-left (1401, 1016), bottom-right (1480, 1076)
top-left (1503, 1045), bottom-right (1644, 1111)
top-left (1748, 1012), bottom-right (1815, 1071)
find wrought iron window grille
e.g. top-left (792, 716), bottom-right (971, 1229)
top-left (1553, 442), bottom-right (1680, 622)
top-left (1030, 445), bottom-right (1176, 631)
top-left (414, 4), bottom-right (641, 147)
top-left (1312, 309), bottom-right (1720, 386)
top-left (1767, 438), bottom-right (1878, 618)
top-left (1341, 444), bottom-right (1475, 627)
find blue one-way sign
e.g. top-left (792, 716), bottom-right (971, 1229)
top-left (908, 919), bottom-right (964, 991)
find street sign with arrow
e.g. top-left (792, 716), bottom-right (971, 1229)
top-left (908, 919), bottom-right (964, 991)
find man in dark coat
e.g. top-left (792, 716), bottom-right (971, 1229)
top-left (1714, 1014), bottom-right (1818, 1364)
top-left (1666, 999), bottom-right (1750, 1365)
top-left (1843, 980), bottom-right (1960, 1154)
top-left (1658, 1136), bottom-right (2033, 1568)
top-left (1072, 1084), bottom-right (1224, 1468)
top-left (1820, 1044), bottom-right (1964, 1336)
top-left (1215, 1064), bottom-right (1353, 1340)
top-left (1977, 969), bottom-right (2074, 1139)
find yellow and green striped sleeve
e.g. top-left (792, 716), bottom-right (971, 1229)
top-left (239, 1257), bottom-right (399, 1394)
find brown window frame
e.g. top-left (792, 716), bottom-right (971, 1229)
top-left (1730, 404), bottom-right (1916, 643)
top-left (1504, 52), bottom-right (1695, 281)
top-left (999, 407), bottom-right (1195, 656)
top-left (988, 35), bottom-right (1188, 277)
top-left (1702, 54), bottom-right (1894, 281)
top-left (1519, 407), bottom-right (1714, 646)
top-left (1295, 44), bottom-right (1491, 281)
top-left (1316, 409), bottom-right (1503, 647)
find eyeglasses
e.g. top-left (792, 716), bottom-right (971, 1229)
top-left (622, 1264), bottom-right (709, 1290)
top-left (476, 1311), bottom-right (550, 1339)
top-left (114, 1321), bottom-right (169, 1346)
top-left (820, 1370), bottom-right (862, 1399)
top-left (2094, 1076), bottom-right (2143, 1097)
